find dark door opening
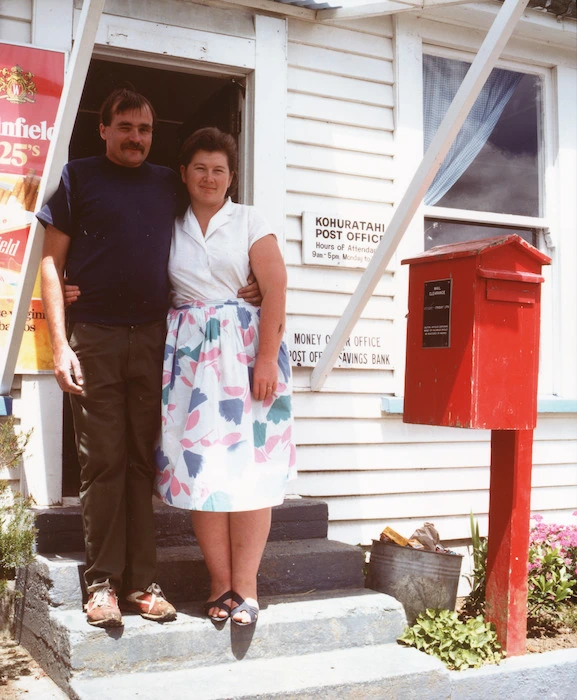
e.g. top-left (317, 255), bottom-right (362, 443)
top-left (62, 57), bottom-right (244, 496)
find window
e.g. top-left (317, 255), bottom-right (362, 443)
top-left (424, 220), bottom-right (538, 249)
top-left (422, 54), bottom-right (545, 250)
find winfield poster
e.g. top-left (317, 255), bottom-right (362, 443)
top-left (0, 43), bottom-right (65, 372)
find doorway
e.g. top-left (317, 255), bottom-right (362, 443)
top-left (62, 57), bottom-right (246, 496)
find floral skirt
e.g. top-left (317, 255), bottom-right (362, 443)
top-left (154, 299), bottom-right (296, 511)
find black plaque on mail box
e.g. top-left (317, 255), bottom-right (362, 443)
top-left (423, 279), bottom-right (452, 348)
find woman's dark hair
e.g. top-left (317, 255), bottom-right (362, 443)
top-left (179, 127), bottom-right (238, 174)
top-left (99, 87), bottom-right (157, 128)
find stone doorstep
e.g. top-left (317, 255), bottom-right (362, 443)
top-left (69, 643), bottom-right (448, 700)
top-left (19, 589), bottom-right (407, 692)
top-left (26, 538), bottom-right (366, 609)
top-left (68, 646), bottom-right (577, 700)
top-left (34, 497), bottom-right (329, 554)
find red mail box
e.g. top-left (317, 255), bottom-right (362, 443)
top-left (402, 235), bottom-right (551, 430)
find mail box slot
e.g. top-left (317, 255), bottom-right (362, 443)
top-left (485, 279), bottom-right (538, 305)
top-left (402, 235), bottom-right (551, 430)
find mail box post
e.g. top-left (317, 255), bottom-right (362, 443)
top-left (401, 234), bottom-right (551, 656)
top-left (485, 429), bottom-right (534, 654)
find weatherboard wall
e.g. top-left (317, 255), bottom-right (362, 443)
top-left (1, 1), bottom-right (575, 548)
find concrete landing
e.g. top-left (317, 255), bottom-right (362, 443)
top-left (68, 645), bottom-right (577, 700)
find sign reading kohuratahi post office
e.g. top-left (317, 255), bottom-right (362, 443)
top-left (302, 211), bottom-right (390, 269)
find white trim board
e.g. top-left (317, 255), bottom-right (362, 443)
top-left (90, 13), bottom-right (256, 70)
top-left (381, 396), bottom-right (577, 414)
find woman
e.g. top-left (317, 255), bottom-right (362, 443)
top-left (154, 127), bottom-right (296, 626)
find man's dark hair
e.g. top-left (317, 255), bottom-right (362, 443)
top-left (99, 87), bottom-right (156, 128)
top-left (179, 127), bottom-right (238, 174)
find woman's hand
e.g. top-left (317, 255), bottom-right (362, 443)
top-left (252, 356), bottom-right (278, 401)
top-left (63, 280), bottom-right (81, 307)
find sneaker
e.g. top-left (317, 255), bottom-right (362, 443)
top-left (85, 580), bottom-right (123, 628)
top-left (123, 583), bottom-right (176, 622)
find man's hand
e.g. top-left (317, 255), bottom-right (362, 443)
top-left (64, 280), bottom-right (81, 307)
top-left (53, 344), bottom-right (84, 394)
top-left (237, 271), bottom-right (262, 306)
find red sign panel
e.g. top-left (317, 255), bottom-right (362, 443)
top-left (0, 43), bottom-right (65, 372)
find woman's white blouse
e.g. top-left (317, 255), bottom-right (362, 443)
top-left (168, 198), bottom-right (272, 307)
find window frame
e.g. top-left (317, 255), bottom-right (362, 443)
top-left (421, 45), bottom-right (555, 250)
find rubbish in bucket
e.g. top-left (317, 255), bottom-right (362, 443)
top-left (367, 523), bottom-right (463, 625)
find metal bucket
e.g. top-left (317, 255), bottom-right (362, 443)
top-left (366, 539), bottom-right (463, 625)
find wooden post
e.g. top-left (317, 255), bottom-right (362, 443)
top-left (485, 429), bottom-right (534, 656)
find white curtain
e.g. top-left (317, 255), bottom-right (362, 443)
top-left (424, 55), bottom-right (522, 206)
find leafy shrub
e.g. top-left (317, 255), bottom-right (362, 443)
top-left (527, 513), bottom-right (577, 616)
top-left (0, 496), bottom-right (36, 588)
top-left (0, 417), bottom-right (35, 595)
top-left (398, 608), bottom-right (503, 670)
top-left (0, 417), bottom-right (32, 471)
top-left (465, 511), bottom-right (577, 618)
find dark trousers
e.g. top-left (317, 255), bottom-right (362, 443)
top-left (68, 320), bottom-right (165, 592)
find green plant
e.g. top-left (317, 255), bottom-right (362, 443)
top-left (528, 541), bottom-right (574, 617)
top-left (528, 513), bottom-right (577, 614)
top-left (462, 510), bottom-right (488, 616)
top-left (0, 417), bottom-right (35, 595)
top-left (463, 512), bottom-right (577, 620)
top-left (398, 608), bottom-right (503, 670)
top-left (0, 416), bottom-right (32, 470)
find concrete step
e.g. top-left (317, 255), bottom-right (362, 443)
top-left (68, 646), bottom-right (577, 700)
top-left (17, 589), bottom-right (408, 696)
top-left (69, 643), bottom-right (446, 700)
top-left (25, 538), bottom-right (366, 610)
top-left (35, 497), bottom-right (329, 554)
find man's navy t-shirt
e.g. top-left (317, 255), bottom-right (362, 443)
top-left (37, 155), bottom-right (180, 325)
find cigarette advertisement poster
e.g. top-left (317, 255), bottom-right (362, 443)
top-left (0, 43), bottom-right (65, 372)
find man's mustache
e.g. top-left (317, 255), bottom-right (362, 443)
top-left (121, 142), bottom-right (145, 152)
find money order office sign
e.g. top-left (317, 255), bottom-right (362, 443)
top-left (0, 44), bottom-right (65, 372)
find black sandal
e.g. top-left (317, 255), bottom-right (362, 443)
top-left (203, 590), bottom-right (234, 621)
top-left (230, 594), bottom-right (259, 626)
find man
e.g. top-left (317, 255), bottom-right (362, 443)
top-left (39, 87), bottom-right (257, 627)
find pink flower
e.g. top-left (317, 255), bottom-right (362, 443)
top-left (531, 513), bottom-right (543, 522)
